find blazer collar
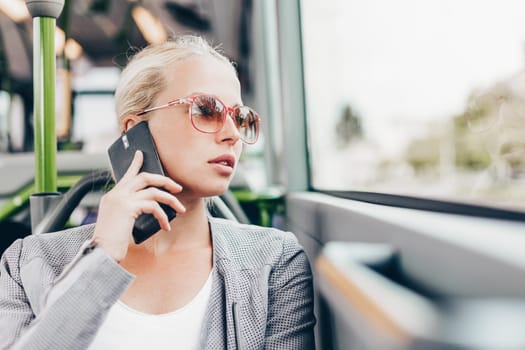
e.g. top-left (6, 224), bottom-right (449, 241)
top-left (202, 217), bottom-right (241, 349)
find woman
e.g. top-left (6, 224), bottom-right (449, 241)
top-left (0, 35), bottom-right (315, 349)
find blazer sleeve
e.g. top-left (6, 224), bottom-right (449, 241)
top-left (0, 239), bottom-right (34, 349)
top-left (264, 233), bottom-right (316, 349)
top-left (0, 238), bottom-right (134, 350)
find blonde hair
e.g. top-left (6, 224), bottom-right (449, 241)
top-left (114, 35), bottom-right (236, 131)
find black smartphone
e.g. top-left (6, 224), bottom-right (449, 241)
top-left (107, 121), bottom-right (177, 244)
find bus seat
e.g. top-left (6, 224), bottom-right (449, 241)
top-left (33, 169), bottom-right (249, 235)
top-left (316, 241), bottom-right (525, 349)
top-left (0, 221), bottom-right (31, 256)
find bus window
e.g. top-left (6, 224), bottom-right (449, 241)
top-left (0, 90), bottom-right (10, 152)
top-left (71, 67), bottom-right (120, 153)
top-left (301, 0), bottom-right (525, 212)
top-left (0, 92), bottom-right (25, 153)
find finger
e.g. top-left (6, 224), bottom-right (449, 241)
top-left (138, 200), bottom-right (171, 231)
top-left (132, 172), bottom-right (183, 194)
top-left (122, 150), bottom-right (144, 180)
top-left (137, 187), bottom-right (186, 213)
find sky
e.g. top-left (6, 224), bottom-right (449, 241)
top-left (302, 0), bottom-right (525, 158)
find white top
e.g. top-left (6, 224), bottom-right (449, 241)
top-left (87, 270), bottom-right (213, 350)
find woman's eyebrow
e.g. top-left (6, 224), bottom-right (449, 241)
top-left (189, 91), bottom-right (243, 106)
top-left (188, 91), bottom-right (208, 96)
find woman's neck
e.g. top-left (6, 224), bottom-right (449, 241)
top-left (138, 198), bottom-right (212, 256)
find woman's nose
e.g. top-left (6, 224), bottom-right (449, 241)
top-left (219, 109), bottom-right (241, 144)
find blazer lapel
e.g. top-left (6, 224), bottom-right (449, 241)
top-left (201, 219), bottom-right (242, 350)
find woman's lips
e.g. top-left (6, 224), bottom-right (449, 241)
top-left (208, 154), bottom-right (236, 168)
top-left (208, 154), bottom-right (236, 175)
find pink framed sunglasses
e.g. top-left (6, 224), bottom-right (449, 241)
top-left (136, 94), bottom-right (261, 144)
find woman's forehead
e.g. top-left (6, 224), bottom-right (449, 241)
top-left (161, 55), bottom-right (241, 104)
top-left (165, 55), bottom-right (239, 88)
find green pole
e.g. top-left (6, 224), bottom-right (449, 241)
top-left (26, 0), bottom-right (64, 193)
top-left (33, 17), bottom-right (57, 192)
top-left (26, 0), bottom-right (65, 233)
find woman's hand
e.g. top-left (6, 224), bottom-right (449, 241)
top-left (93, 150), bottom-right (186, 261)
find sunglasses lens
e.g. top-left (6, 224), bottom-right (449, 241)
top-left (190, 95), bottom-right (260, 144)
top-left (191, 96), bottom-right (225, 133)
top-left (235, 107), bottom-right (260, 144)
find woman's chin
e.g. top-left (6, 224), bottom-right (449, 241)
top-left (192, 182), bottom-right (231, 198)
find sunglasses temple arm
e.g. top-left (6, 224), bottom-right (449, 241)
top-left (136, 99), bottom-right (186, 116)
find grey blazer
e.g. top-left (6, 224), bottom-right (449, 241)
top-left (0, 217), bottom-right (315, 349)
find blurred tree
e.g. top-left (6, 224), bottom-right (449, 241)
top-left (405, 135), bottom-right (440, 175)
top-left (335, 104), bottom-right (363, 148)
top-left (453, 111), bottom-right (492, 170)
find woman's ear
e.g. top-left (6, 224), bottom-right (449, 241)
top-left (122, 116), bottom-right (141, 132)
